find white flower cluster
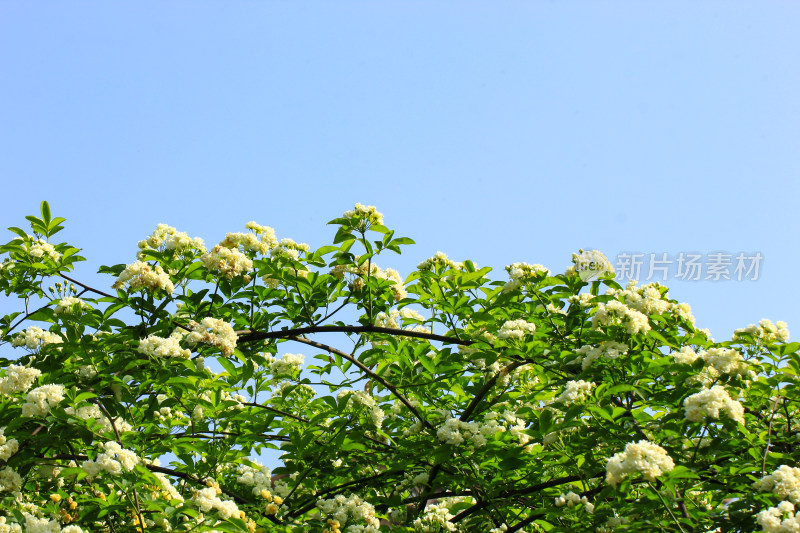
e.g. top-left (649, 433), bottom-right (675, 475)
top-left (683, 386), bottom-right (745, 425)
top-left (337, 390), bottom-right (385, 429)
top-left (137, 223), bottom-right (206, 256)
top-left (607, 281), bottom-right (671, 315)
top-left (483, 409), bottom-right (531, 450)
top-left (81, 441), bottom-right (140, 478)
top-left (268, 353), bottom-right (305, 377)
top-left (185, 318), bottom-right (238, 356)
top-left (556, 380), bottom-right (596, 405)
top-left (236, 462), bottom-right (289, 510)
top-left (112, 261), bottom-right (174, 294)
top-left (54, 297), bottom-right (90, 315)
top-left (270, 238), bottom-right (310, 261)
top-left (0, 516), bottom-right (21, 533)
top-left (193, 484), bottom-right (241, 520)
top-left (221, 224), bottom-right (279, 255)
top-left (554, 491), bottom-right (594, 513)
top-left (138, 332), bottom-right (192, 359)
top-left (674, 346), bottom-right (751, 386)
top-left (343, 203), bottom-right (384, 227)
top-left (11, 327), bottom-right (63, 351)
top-left (316, 494), bottom-right (380, 532)
top-left (755, 466), bottom-right (800, 504)
top-left (411, 497), bottom-right (464, 533)
top-left (417, 251), bottom-right (463, 272)
top-left (21, 384), bottom-right (65, 417)
top-left (0, 365), bottom-right (41, 395)
top-left (592, 300), bottom-right (651, 335)
top-left (565, 249), bottom-right (614, 279)
top-left (64, 404), bottom-right (133, 435)
top-left (0, 428), bottom-right (18, 462)
top-left (757, 501), bottom-right (800, 533)
top-left (201, 245), bottom-right (253, 279)
top-left (573, 341), bottom-right (628, 370)
top-left (503, 262), bottom-right (550, 293)
top-left (605, 440), bottom-right (675, 486)
top-left (436, 417), bottom-right (495, 448)
top-left (0, 467), bottom-right (22, 492)
top-left (497, 319), bottom-right (536, 340)
top-left (734, 319), bottom-right (790, 344)
top-left (28, 239), bottom-right (61, 261)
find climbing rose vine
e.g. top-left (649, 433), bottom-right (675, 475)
top-left (0, 201), bottom-right (797, 532)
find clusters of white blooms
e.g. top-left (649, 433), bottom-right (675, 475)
top-left (565, 249), bottom-right (614, 279)
top-left (316, 494), bottom-right (380, 532)
top-left (673, 346), bottom-right (752, 387)
top-left (592, 300), bottom-right (651, 335)
top-left (237, 462), bottom-right (289, 508)
top-left (137, 224), bottom-right (206, 256)
top-left (201, 245), bottom-right (253, 279)
top-left (112, 261), bottom-right (174, 294)
top-left (153, 470), bottom-right (184, 502)
top-left (673, 346), bottom-right (701, 365)
top-left (268, 353), bottom-right (305, 377)
top-left (596, 516), bottom-right (629, 532)
top-left (21, 384), bottom-right (65, 417)
top-left (503, 262), bottom-right (550, 292)
top-left (734, 319), bottom-right (790, 344)
top-left (332, 260), bottom-right (408, 301)
top-left (343, 203), bottom-right (384, 227)
top-left (193, 482), bottom-right (241, 520)
top-left (11, 327), bottom-right (63, 351)
top-left (554, 491), bottom-right (594, 513)
top-left (64, 404), bottom-right (132, 435)
top-left (373, 308), bottom-right (429, 339)
top-left (270, 238), bottom-right (310, 261)
top-left (411, 497), bottom-right (464, 533)
top-left (757, 501), bottom-right (800, 533)
top-left (337, 390), bottom-right (385, 429)
top-left (683, 386), bottom-right (745, 425)
top-left (0, 517), bottom-right (22, 533)
top-left (54, 296), bottom-right (90, 315)
top-left (185, 318), bottom-right (237, 356)
top-left (755, 466), bottom-right (800, 504)
top-left (573, 341), bottom-right (628, 370)
top-left (483, 409), bottom-right (531, 449)
top-left (0, 428), bottom-right (18, 462)
top-left (605, 440), bottom-right (675, 486)
top-left (0, 365), bottom-right (41, 395)
top-left (556, 380), bottom-right (596, 405)
top-left (568, 293), bottom-right (595, 307)
top-left (138, 332), bottom-right (192, 359)
top-left (28, 239), bottom-right (61, 261)
top-left (436, 417), bottom-right (490, 447)
top-left (417, 251), bottom-right (463, 272)
top-left (220, 228), bottom-right (278, 256)
top-left (81, 441), bottom-right (140, 478)
top-left (0, 467), bottom-right (22, 492)
top-left (497, 319), bottom-right (536, 340)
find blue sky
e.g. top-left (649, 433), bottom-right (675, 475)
top-left (1, 2), bottom-right (799, 341)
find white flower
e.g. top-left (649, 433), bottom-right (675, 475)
top-left (0, 365), bottom-right (42, 395)
top-left (269, 353), bottom-right (305, 376)
top-left (755, 466), bottom-right (800, 504)
top-left (757, 501), bottom-right (800, 533)
top-left (556, 380), bottom-right (595, 405)
top-left (138, 334), bottom-right (191, 359)
top-left (201, 246), bottom-right (253, 279)
top-left (138, 223), bottom-right (206, 255)
top-left (21, 384), bottom-right (65, 417)
top-left (343, 203), bottom-right (384, 227)
top-left (497, 319), bottom-right (536, 340)
top-left (606, 440), bottom-right (674, 486)
top-left (417, 251), bottom-right (463, 272)
top-left (734, 319), bottom-right (790, 344)
top-left (112, 261), bottom-right (174, 294)
top-left (54, 296), bottom-right (90, 315)
top-left (11, 328), bottom-right (63, 351)
top-left (185, 318), bottom-right (237, 356)
top-left (565, 249), bottom-right (614, 279)
top-left (592, 300), bottom-right (650, 335)
top-left (683, 386), bottom-right (745, 425)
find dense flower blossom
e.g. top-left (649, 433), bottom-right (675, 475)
top-left (21, 384), bottom-right (65, 417)
top-left (757, 501), bottom-right (800, 533)
top-left (11, 327), bottom-right (63, 351)
top-left (201, 245), bottom-right (253, 279)
top-left (54, 296), bottom-right (90, 314)
top-left (573, 341), bottom-right (628, 370)
top-left (417, 251), bottom-right (463, 272)
top-left (316, 494), bottom-right (380, 531)
top-left (343, 203), bottom-right (384, 228)
top-left (137, 223), bottom-right (206, 256)
top-left (436, 417), bottom-right (487, 447)
top-left (556, 380), bottom-right (596, 405)
top-left (565, 249), bottom-right (614, 279)
top-left (554, 491), bottom-right (594, 513)
top-left (497, 319), bottom-right (536, 340)
top-left (683, 385), bottom-right (745, 425)
top-left (138, 333), bottom-right (192, 359)
top-left (734, 319), bottom-right (790, 344)
top-left (80, 441), bottom-right (140, 478)
top-left (185, 318), bottom-right (237, 356)
top-left (503, 262), bottom-right (549, 292)
top-left (64, 404), bottom-right (133, 435)
top-left (193, 485), bottom-right (241, 519)
top-left (28, 238), bottom-right (61, 261)
top-left (411, 497), bottom-right (465, 533)
top-left (270, 238), bottom-right (310, 260)
top-left (0, 365), bottom-right (41, 395)
top-left (0, 517), bottom-right (22, 533)
top-left (592, 300), bottom-right (651, 335)
top-left (755, 466), bottom-right (800, 504)
top-left (0, 467), bottom-right (22, 492)
top-left (112, 261), bottom-right (174, 294)
top-left (606, 440), bottom-right (674, 486)
top-left (268, 353), bottom-right (305, 376)
top-left (0, 428), bottom-right (18, 462)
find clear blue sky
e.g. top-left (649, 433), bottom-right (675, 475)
top-left (1, 2), bottom-right (799, 341)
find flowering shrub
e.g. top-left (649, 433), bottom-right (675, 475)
top-left (0, 201), bottom-right (798, 532)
